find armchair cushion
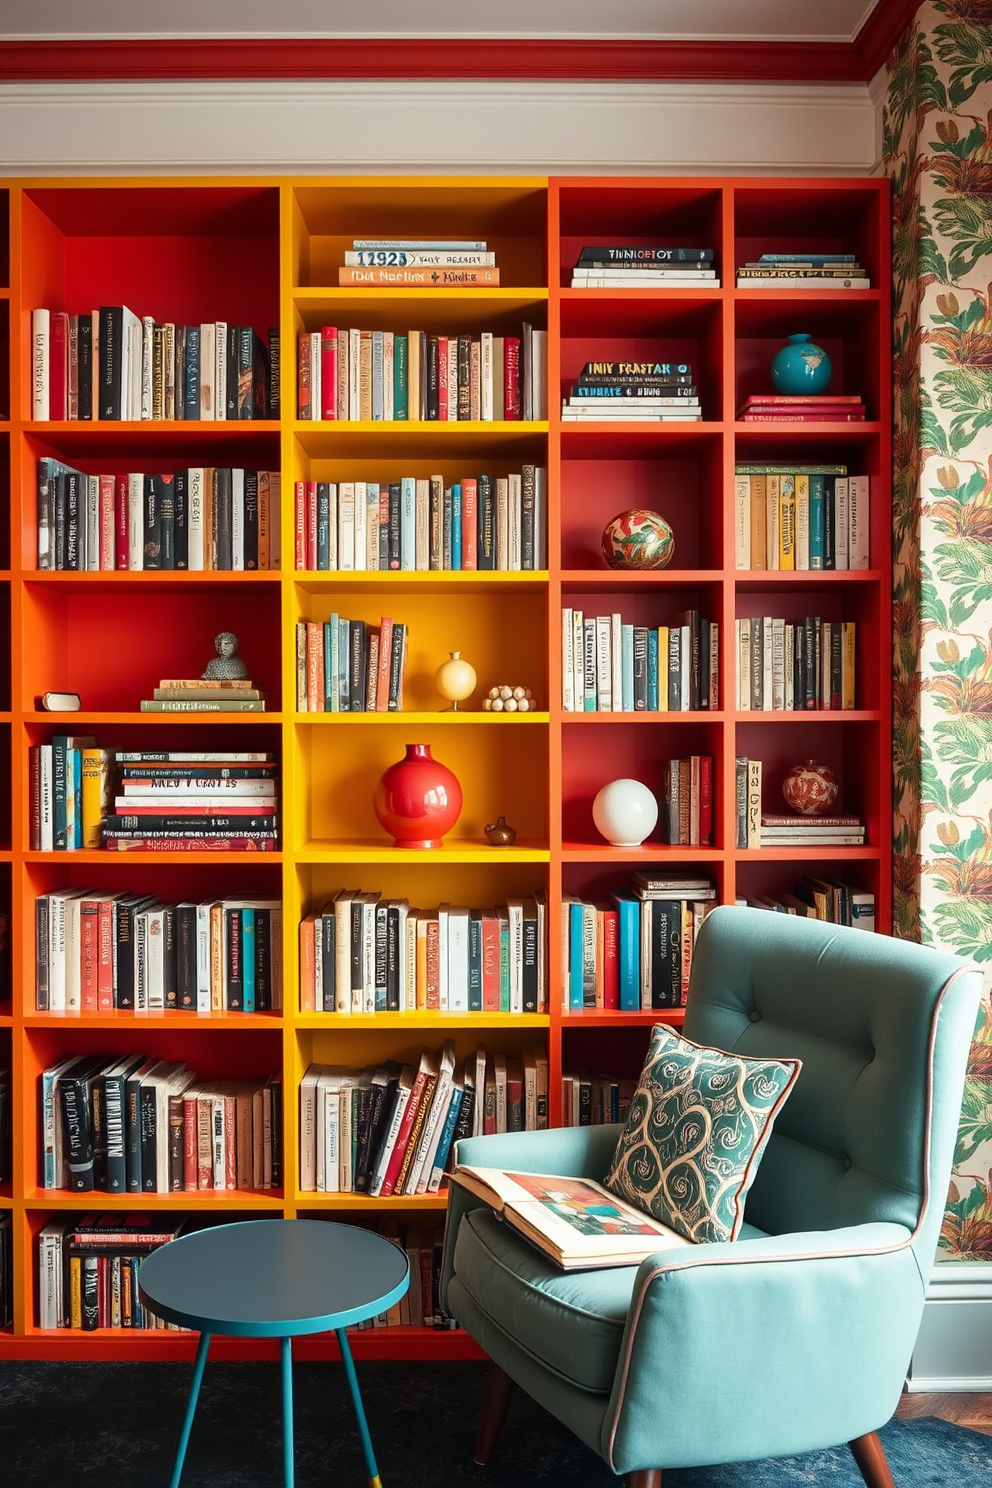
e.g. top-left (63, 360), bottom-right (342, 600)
top-left (604, 1023), bottom-right (801, 1242)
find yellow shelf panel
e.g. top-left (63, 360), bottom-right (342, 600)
top-left (296, 1011), bottom-right (549, 1029)
top-left (292, 571), bottom-right (548, 590)
top-left (294, 1192), bottom-right (447, 1210)
top-left (294, 711), bottom-right (549, 725)
top-left (295, 287), bottom-right (549, 304)
top-left (297, 839), bottom-right (550, 864)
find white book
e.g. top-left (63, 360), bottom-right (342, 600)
top-left (369, 1065), bottom-right (415, 1196)
top-left (338, 482), bottom-right (355, 571)
top-left (415, 478), bottom-right (430, 570)
top-left (611, 613), bottom-right (623, 714)
top-left (199, 323), bottom-right (215, 419)
top-left (47, 890), bottom-right (82, 1011)
top-left (447, 906), bottom-right (470, 1012)
top-left (795, 474), bottom-right (810, 570)
top-left (215, 322), bottom-right (227, 420)
top-left (738, 620), bottom-right (751, 712)
top-left (231, 467), bottom-right (245, 570)
top-left (316, 1069), bottom-right (341, 1192)
top-left (412, 1039), bottom-right (457, 1194)
top-left (85, 475), bottom-right (100, 571)
top-left (736, 275), bottom-right (870, 289)
top-left (187, 468), bottom-right (204, 570)
top-left (127, 474), bottom-right (144, 570)
top-left (473, 1045), bottom-right (487, 1138)
top-left (566, 396), bottom-right (700, 409)
top-left (734, 474), bottom-right (750, 569)
top-left (771, 618), bottom-right (785, 711)
top-left (562, 609), bottom-right (574, 710)
top-left (353, 480), bottom-right (367, 571)
top-left (595, 616), bottom-right (612, 711)
top-left (331, 891), bottom-right (354, 1013)
top-left (143, 905), bottom-right (165, 1009)
top-left (496, 477), bottom-right (509, 570)
top-left (39, 745), bottom-right (54, 852)
top-left (437, 903), bottom-right (450, 1011)
top-left (63, 893), bottom-right (85, 1010)
top-left (32, 307), bottom-right (50, 420)
top-left (349, 329), bottom-right (361, 421)
top-left (848, 474), bottom-right (870, 569)
top-left (299, 1064), bottom-right (322, 1191)
top-left (494, 1052), bottom-right (508, 1134)
top-left (195, 902), bottom-right (213, 1012)
top-left (124, 308), bottom-right (142, 420)
top-left (310, 331), bottom-right (322, 421)
top-left (481, 332), bottom-right (494, 421)
top-left (834, 477), bottom-right (850, 570)
top-left (508, 474), bottom-right (522, 570)
top-left (361, 892), bottom-right (377, 1013)
top-left (505, 900), bottom-right (524, 1014)
top-left (140, 315), bottom-right (154, 420)
top-left (760, 618), bottom-right (773, 712)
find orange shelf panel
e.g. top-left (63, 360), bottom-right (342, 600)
top-left (25, 1189), bottom-right (285, 1209)
top-left (560, 1009), bottom-right (685, 1027)
top-left (24, 849), bottom-right (284, 865)
top-left (296, 1011), bottom-right (549, 1030)
top-left (561, 844), bottom-right (722, 863)
top-left (23, 1011), bottom-right (283, 1029)
top-left (558, 711), bottom-right (725, 724)
top-left (732, 710), bottom-right (880, 724)
top-left (734, 847), bottom-right (882, 862)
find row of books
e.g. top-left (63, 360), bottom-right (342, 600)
top-left (297, 324), bottom-right (547, 422)
top-left (37, 1213), bottom-right (189, 1331)
top-left (299, 893), bottom-right (547, 1014)
top-left (561, 608), bottom-right (719, 713)
top-left (561, 360), bottom-right (701, 422)
top-left (41, 1053), bottom-right (282, 1194)
top-left (562, 873), bottom-right (716, 1011)
top-left (293, 468), bottom-right (548, 572)
top-left (733, 465), bottom-right (870, 571)
top-left (31, 309), bottom-right (277, 422)
top-left (296, 616), bottom-right (408, 714)
top-left (739, 879), bottom-right (875, 928)
top-left (28, 747), bottom-right (280, 854)
top-left (338, 236), bottom-right (500, 289)
top-left (300, 1040), bottom-right (548, 1195)
top-left (355, 1220), bottom-right (452, 1330)
top-left (35, 892), bottom-right (283, 1013)
top-left (738, 393), bottom-right (867, 424)
top-left (36, 461), bottom-right (282, 572)
top-left (736, 252), bottom-right (870, 289)
top-left (734, 616), bottom-right (856, 712)
top-left (660, 756), bottom-right (714, 847)
top-left (570, 245), bottom-right (718, 289)
top-left (561, 1072), bottom-right (637, 1129)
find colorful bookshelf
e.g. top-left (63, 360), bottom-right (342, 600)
top-left (0, 173), bottom-right (891, 1360)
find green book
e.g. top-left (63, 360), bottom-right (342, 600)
top-left (393, 334), bottom-right (408, 420)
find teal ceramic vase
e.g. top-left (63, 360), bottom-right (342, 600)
top-left (770, 333), bottom-right (832, 394)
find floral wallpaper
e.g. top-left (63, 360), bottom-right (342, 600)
top-left (884, 0), bottom-right (992, 1259)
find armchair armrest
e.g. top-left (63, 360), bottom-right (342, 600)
top-left (604, 1221), bottom-right (921, 1474)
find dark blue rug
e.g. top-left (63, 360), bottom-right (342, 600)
top-left (0, 1361), bottom-right (989, 1486)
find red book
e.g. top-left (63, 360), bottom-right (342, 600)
top-left (118, 804), bottom-right (276, 817)
top-left (380, 1062), bottom-right (430, 1197)
top-left (375, 616), bottom-right (393, 712)
top-left (294, 480), bottom-right (306, 568)
top-left (50, 311), bottom-right (68, 420)
top-left (699, 755), bottom-right (713, 846)
top-left (297, 331), bottom-right (312, 419)
top-left (183, 1089), bottom-right (200, 1192)
top-left (306, 480), bottom-right (318, 570)
top-left (461, 478), bottom-right (477, 569)
top-left (115, 474), bottom-right (129, 570)
top-left (481, 912), bottom-right (500, 1011)
top-left (742, 412), bottom-right (865, 423)
top-left (504, 336), bottom-right (521, 420)
top-left (79, 897), bottom-right (100, 1010)
top-left (602, 909), bottom-right (620, 1009)
top-left (740, 394), bottom-right (863, 407)
top-left (437, 337), bottom-right (449, 420)
top-left (320, 326), bottom-right (337, 420)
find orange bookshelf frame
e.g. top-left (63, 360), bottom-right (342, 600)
top-left (0, 173), bottom-right (891, 1359)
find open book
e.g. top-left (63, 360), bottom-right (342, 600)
top-left (451, 1165), bottom-right (691, 1271)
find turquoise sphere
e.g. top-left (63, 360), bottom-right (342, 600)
top-left (770, 333), bottom-right (832, 394)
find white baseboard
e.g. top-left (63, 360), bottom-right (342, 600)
top-left (906, 1260), bottom-right (992, 1394)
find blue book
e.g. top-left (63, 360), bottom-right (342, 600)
top-left (568, 902), bottom-right (585, 1010)
top-left (647, 628), bottom-right (659, 711)
top-left (242, 910), bottom-right (256, 1013)
top-left (72, 747), bottom-right (84, 847)
top-left (400, 477), bottom-right (416, 570)
top-left (622, 625), bottom-right (634, 712)
top-left (809, 475), bottom-right (825, 570)
top-left (611, 894), bottom-right (641, 1012)
top-left (327, 614), bottom-right (338, 713)
top-left (430, 1084), bottom-right (464, 1187)
top-left (499, 914), bottom-right (510, 1012)
top-left (317, 483), bottom-right (331, 570)
top-left (451, 483), bottom-right (462, 571)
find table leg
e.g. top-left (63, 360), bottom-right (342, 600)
top-left (336, 1328), bottom-right (383, 1488)
top-left (281, 1336), bottom-right (295, 1488)
top-left (169, 1331), bottom-right (211, 1488)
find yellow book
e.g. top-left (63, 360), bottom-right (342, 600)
top-left (210, 902), bottom-right (224, 1011)
top-left (408, 330), bottom-right (421, 420)
top-left (778, 474), bottom-right (796, 571)
top-left (416, 915), bottom-right (429, 1009)
top-left (842, 622), bottom-right (856, 709)
top-left (794, 474), bottom-right (809, 569)
top-left (657, 628), bottom-right (669, 710)
top-left (359, 331), bottom-right (373, 420)
top-left (80, 747), bottom-right (109, 850)
top-left (69, 1255), bottom-right (82, 1331)
top-left (749, 474), bottom-right (766, 572)
top-left (765, 475), bottom-right (780, 570)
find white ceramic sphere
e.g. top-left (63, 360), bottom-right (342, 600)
top-left (592, 778), bottom-right (659, 847)
top-left (504, 697), bottom-right (518, 712)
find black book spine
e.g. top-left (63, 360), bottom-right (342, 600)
top-left (143, 474), bottom-right (161, 570)
top-left (36, 459), bottom-right (54, 570)
top-left (125, 1075), bottom-right (143, 1191)
top-left (139, 1082), bottom-right (158, 1192)
top-left (99, 306), bottom-right (123, 420)
top-left (388, 483), bottom-right (402, 570)
top-left (80, 1254), bottom-right (99, 1330)
top-left (173, 470), bottom-right (188, 570)
top-left (225, 907), bottom-right (243, 1010)
top-left (90, 1075), bottom-right (108, 1191)
top-left (478, 474), bottom-right (495, 570)
top-left (578, 246), bottom-right (714, 265)
top-left (53, 470), bottom-right (67, 571)
top-left (633, 627), bottom-right (648, 711)
top-left (457, 334), bottom-right (471, 419)
top-left (268, 326), bottom-right (280, 418)
top-left (354, 1082), bottom-right (380, 1193)
top-left (77, 316), bottom-right (92, 421)
top-left (103, 1072), bottom-right (127, 1193)
top-left (385, 906), bottom-right (400, 1012)
top-left (35, 896), bottom-right (50, 1009)
top-left (320, 911), bottom-right (335, 1012)
top-left (65, 471), bottom-right (82, 571)
top-left (115, 904), bottom-right (134, 1009)
top-left (103, 815), bottom-right (276, 834)
top-left (349, 620), bottom-right (366, 712)
top-left (238, 326), bottom-right (253, 419)
top-left (184, 326), bottom-right (200, 421)
top-left (214, 467), bottom-right (233, 570)
top-left (173, 325), bottom-right (186, 421)
top-left (387, 623), bottom-right (405, 711)
top-left (521, 464), bottom-right (535, 570)
top-left (226, 325), bottom-right (239, 417)
top-left (159, 474), bottom-right (176, 571)
top-left (803, 620), bottom-right (817, 710)
top-left (255, 909), bottom-right (271, 1012)
top-left (250, 331), bottom-right (269, 419)
top-left (426, 337), bottom-right (439, 420)
top-left (162, 904), bottom-right (178, 1010)
top-left (453, 1085), bottom-right (475, 1145)
top-left (177, 905), bottom-right (196, 1010)
top-left (522, 907), bottom-right (538, 1012)
top-left (243, 470), bottom-right (259, 569)
top-left (651, 901), bottom-right (677, 1009)
top-left (269, 1076), bottom-right (282, 1189)
top-left (350, 900), bottom-right (363, 1000)
top-left (168, 1093), bottom-right (185, 1192)
top-left (689, 611), bottom-right (702, 711)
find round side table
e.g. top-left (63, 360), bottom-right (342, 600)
top-left (138, 1219), bottom-right (409, 1488)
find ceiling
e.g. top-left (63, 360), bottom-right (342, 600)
top-left (1, 0), bottom-right (882, 42)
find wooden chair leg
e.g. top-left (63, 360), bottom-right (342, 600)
top-left (625, 1472), bottom-right (662, 1488)
top-left (849, 1431), bottom-right (896, 1488)
top-left (474, 1363), bottom-right (514, 1466)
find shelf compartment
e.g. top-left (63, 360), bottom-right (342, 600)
top-left (735, 582), bottom-right (883, 713)
top-left (290, 180), bottom-right (548, 289)
top-left (735, 717), bottom-right (883, 844)
top-left (734, 857), bottom-right (884, 926)
top-left (297, 840), bottom-right (549, 865)
top-left (733, 182), bottom-right (885, 298)
top-left (556, 180), bottom-right (725, 289)
top-left (733, 302), bottom-right (882, 422)
top-left (293, 583), bottom-right (546, 714)
top-left (292, 296), bottom-right (547, 340)
top-left (559, 433), bottom-right (724, 571)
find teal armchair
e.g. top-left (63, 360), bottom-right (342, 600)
top-left (441, 907), bottom-right (981, 1487)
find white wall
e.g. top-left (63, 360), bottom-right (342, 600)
top-left (0, 79), bottom-right (878, 175)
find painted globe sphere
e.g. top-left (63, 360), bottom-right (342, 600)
top-left (601, 509), bottom-right (675, 571)
top-left (770, 333), bottom-right (833, 395)
top-left (592, 778), bottom-right (659, 848)
top-left (782, 760), bottom-right (839, 817)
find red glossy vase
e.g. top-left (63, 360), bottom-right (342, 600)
top-left (372, 743), bottom-right (463, 849)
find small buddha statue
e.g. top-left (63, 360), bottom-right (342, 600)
top-left (202, 631), bottom-right (249, 681)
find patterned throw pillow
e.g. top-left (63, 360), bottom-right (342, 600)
top-left (604, 1024), bottom-right (801, 1244)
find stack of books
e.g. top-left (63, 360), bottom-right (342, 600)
top-left (38, 1214), bottom-right (191, 1331)
top-left (736, 253), bottom-right (869, 289)
top-left (40, 1054), bottom-right (282, 1194)
top-left (338, 239), bottom-right (499, 288)
top-left (660, 757), bottom-right (714, 846)
top-left (563, 873), bottom-right (716, 1012)
top-left (734, 464), bottom-right (869, 571)
top-left (300, 1042), bottom-right (548, 1196)
top-left (35, 891), bottom-right (283, 1012)
top-left (37, 462), bottom-right (281, 572)
top-left (101, 750), bottom-right (279, 853)
top-left (141, 676), bottom-right (268, 715)
top-left (737, 393), bottom-right (866, 423)
top-left (740, 879), bottom-right (875, 930)
top-left (297, 323), bottom-right (546, 421)
top-left (294, 467), bottom-right (547, 572)
top-left (296, 616), bottom-right (408, 713)
top-left (735, 616), bottom-right (856, 711)
top-left (562, 608), bottom-right (719, 712)
top-left (560, 1072), bottom-right (638, 1127)
top-left (31, 309), bottom-right (276, 421)
top-left (561, 359), bottom-right (701, 421)
top-left (299, 893), bottom-right (546, 1013)
top-left (570, 245), bottom-right (717, 288)
top-left (759, 815), bottom-right (866, 848)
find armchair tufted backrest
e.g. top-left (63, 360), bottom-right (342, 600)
top-left (683, 907), bottom-right (981, 1257)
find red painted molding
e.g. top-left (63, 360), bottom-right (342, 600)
top-left (855, 0), bottom-right (921, 79)
top-left (0, 36), bottom-right (884, 84)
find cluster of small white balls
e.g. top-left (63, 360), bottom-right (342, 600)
top-left (483, 685), bottom-right (535, 713)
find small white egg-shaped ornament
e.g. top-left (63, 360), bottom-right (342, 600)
top-left (513, 686), bottom-right (526, 700)
top-left (592, 778), bottom-right (659, 848)
top-left (489, 686), bottom-right (500, 699)
top-left (491, 697), bottom-right (504, 711)
top-left (504, 697), bottom-right (518, 712)
top-left (499, 685), bottom-right (513, 700)
top-left (483, 698), bottom-right (492, 711)
top-left (518, 698), bottom-right (530, 712)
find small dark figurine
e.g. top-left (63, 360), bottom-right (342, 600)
top-left (485, 816), bottom-right (517, 847)
top-left (202, 631), bottom-right (249, 681)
